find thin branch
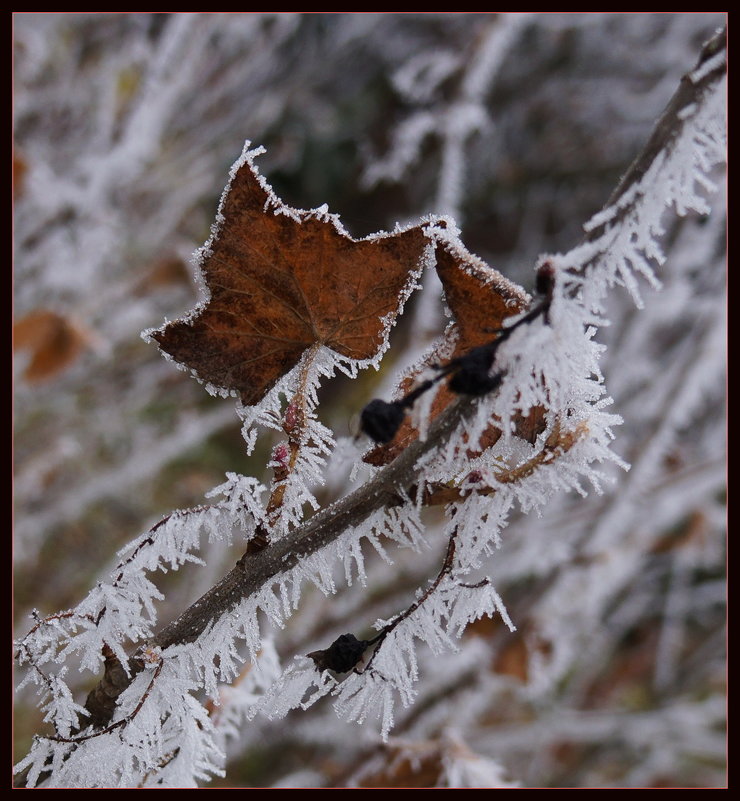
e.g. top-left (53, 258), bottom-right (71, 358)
top-left (113, 504), bottom-right (219, 584)
top-left (576, 27), bottom-right (726, 252)
top-left (417, 418), bottom-right (587, 506)
top-left (21, 22), bottom-right (727, 763)
top-left (66, 391), bottom-right (480, 732)
top-left (48, 659), bottom-right (163, 745)
top-left (361, 527), bottom-right (462, 674)
top-left (262, 342), bottom-right (323, 540)
top-left (154, 392), bottom-right (479, 653)
top-left (15, 609), bottom-right (96, 653)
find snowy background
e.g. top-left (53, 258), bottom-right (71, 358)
top-left (14, 13), bottom-right (725, 788)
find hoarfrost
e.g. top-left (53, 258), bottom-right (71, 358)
top-left (14, 15), bottom-right (725, 789)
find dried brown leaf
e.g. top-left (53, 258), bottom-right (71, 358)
top-left (151, 150), bottom-right (428, 404)
top-left (134, 255), bottom-right (191, 295)
top-left (365, 240), bottom-right (530, 466)
top-left (357, 743), bottom-right (444, 788)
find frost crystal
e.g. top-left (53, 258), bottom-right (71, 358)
top-left (15, 17), bottom-right (725, 789)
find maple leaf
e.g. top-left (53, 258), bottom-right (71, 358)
top-left (149, 145), bottom-right (429, 405)
top-left (364, 238), bottom-right (532, 466)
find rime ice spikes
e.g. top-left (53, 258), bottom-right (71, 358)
top-left (360, 264), bottom-right (555, 445)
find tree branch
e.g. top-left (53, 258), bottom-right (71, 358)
top-left (71, 392), bottom-right (481, 735)
top-left (32, 20), bottom-right (728, 755)
top-left (143, 21), bottom-right (727, 703)
top-left (581, 26), bottom-right (726, 247)
top-left (153, 393), bottom-right (478, 651)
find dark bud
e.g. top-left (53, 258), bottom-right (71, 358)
top-left (535, 260), bottom-right (556, 301)
top-left (449, 366), bottom-right (503, 396)
top-left (307, 633), bottom-right (370, 673)
top-left (360, 398), bottom-right (406, 443)
top-left (447, 342), bottom-right (503, 396)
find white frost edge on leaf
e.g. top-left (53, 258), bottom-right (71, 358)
top-left (16, 55), bottom-right (726, 782)
top-left (141, 140), bottom-right (434, 407)
top-left (424, 215), bottom-right (532, 308)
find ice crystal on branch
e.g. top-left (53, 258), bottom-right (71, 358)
top-left (14, 15), bottom-right (725, 789)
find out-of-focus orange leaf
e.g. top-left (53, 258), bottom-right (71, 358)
top-left (134, 255), bottom-right (191, 295)
top-left (494, 634), bottom-right (530, 682)
top-left (650, 510), bottom-right (708, 554)
top-left (357, 742), bottom-right (444, 788)
top-left (14, 309), bottom-right (91, 382)
top-left (151, 152), bottom-right (429, 405)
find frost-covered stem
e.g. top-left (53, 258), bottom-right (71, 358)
top-left (51, 659), bottom-right (163, 745)
top-left (652, 555), bottom-right (691, 692)
top-left (153, 393), bottom-right (478, 652)
top-left (435, 13), bottom-right (532, 219)
top-left (15, 391), bottom-right (460, 769)
top-left (136, 751), bottom-right (180, 790)
top-left (364, 528), bottom-right (467, 672)
top-left (14, 650), bottom-right (165, 787)
top-left (578, 26), bottom-right (726, 251)
top-left (113, 505), bottom-right (217, 584)
top-left (262, 343), bottom-right (322, 541)
top-left (69, 393), bottom-right (479, 734)
top-left (415, 15), bottom-right (532, 340)
top-left (204, 659), bottom-right (256, 723)
top-left (415, 418), bottom-right (585, 506)
top-left (15, 642), bottom-right (60, 713)
top-left (581, 308), bottom-right (725, 557)
top-left (78, 304), bottom-right (587, 729)
top-left (73, 505), bottom-right (219, 728)
top-left (17, 609), bottom-right (95, 645)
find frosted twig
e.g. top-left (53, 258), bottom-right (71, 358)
top-left (49, 656), bottom-right (164, 746)
top-left (362, 529), bottom-right (463, 674)
top-left (69, 26), bottom-right (725, 728)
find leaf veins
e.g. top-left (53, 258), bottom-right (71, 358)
top-left (151, 147), bottom-right (429, 405)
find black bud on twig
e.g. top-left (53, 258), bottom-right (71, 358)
top-left (360, 399), bottom-right (407, 444)
top-left (447, 343), bottom-right (503, 396)
top-left (535, 260), bottom-right (555, 325)
top-left (358, 290), bottom-right (554, 436)
top-left (448, 364), bottom-right (503, 396)
top-left (307, 633), bottom-right (370, 673)
top-left (535, 259), bottom-right (555, 299)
